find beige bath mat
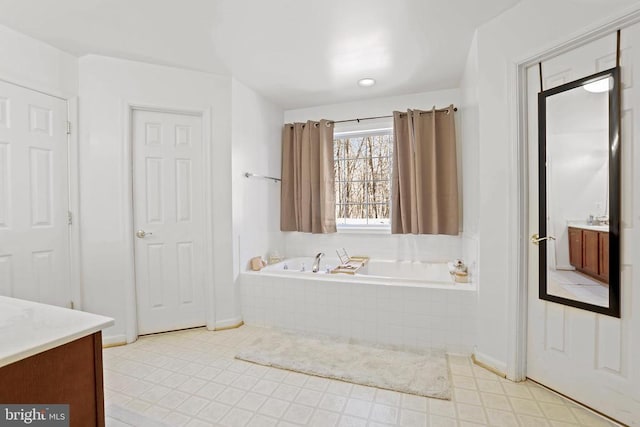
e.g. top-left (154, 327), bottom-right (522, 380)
top-left (235, 329), bottom-right (451, 400)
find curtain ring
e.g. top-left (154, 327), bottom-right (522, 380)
top-left (313, 122), bottom-right (319, 128)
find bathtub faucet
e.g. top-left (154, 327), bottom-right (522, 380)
top-left (312, 252), bottom-right (325, 273)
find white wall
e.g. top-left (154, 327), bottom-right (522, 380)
top-left (459, 31), bottom-right (481, 281)
top-left (0, 24), bottom-right (78, 98)
top-left (231, 78), bottom-right (283, 321)
top-left (282, 89), bottom-right (465, 263)
top-left (465, 0), bottom-right (640, 373)
top-left (78, 55), bottom-right (233, 343)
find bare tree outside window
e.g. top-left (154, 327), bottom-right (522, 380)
top-left (334, 130), bottom-right (393, 226)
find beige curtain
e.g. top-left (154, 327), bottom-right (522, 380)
top-left (281, 120), bottom-right (336, 233)
top-left (391, 106), bottom-right (459, 235)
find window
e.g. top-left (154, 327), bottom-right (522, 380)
top-left (333, 128), bottom-right (393, 228)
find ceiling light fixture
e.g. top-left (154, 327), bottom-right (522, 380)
top-left (583, 78), bottom-right (611, 93)
top-left (357, 78), bottom-right (376, 87)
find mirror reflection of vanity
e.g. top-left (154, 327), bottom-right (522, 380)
top-left (537, 67), bottom-right (620, 317)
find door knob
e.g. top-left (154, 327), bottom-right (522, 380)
top-left (136, 229), bottom-right (152, 238)
top-left (531, 233), bottom-right (556, 245)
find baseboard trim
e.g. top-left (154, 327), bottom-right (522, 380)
top-left (102, 334), bottom-right (127, 348)
top-left (472, 351), bottom-right (507, 378)
top-left (215, 318), bottom-right (244, 331)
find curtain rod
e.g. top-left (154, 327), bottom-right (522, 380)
top-left (330, 105), bottom-right (457, 125)
top-left (286, 105), bottom-right (458, 127)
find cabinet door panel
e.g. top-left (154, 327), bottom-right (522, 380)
top-left (568, 227), bottom-right (583, 268)
top-left (582, 230), bottom-right (599, 276)
top-left (599, 232), bottom-right (609, 283)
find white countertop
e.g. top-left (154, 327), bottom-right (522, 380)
top-left (0, 296), bottom-right (114, 368)
top-left (568, 223), bottom-right (609, 232)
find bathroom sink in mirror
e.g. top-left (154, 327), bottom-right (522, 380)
top-left (537, 67), bottom-right (620, 317)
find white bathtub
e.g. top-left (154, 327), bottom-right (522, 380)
top-left (240, 257), bottom-right (477, 353)
top-left (260, 257), bottom-right (468, 288)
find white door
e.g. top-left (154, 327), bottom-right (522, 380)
top-left (0, 81), bottom-right (71, 307)
top-left (132, 109), bottom-right (206, 335)
top-left (527, 28), bottom-right (640, 425)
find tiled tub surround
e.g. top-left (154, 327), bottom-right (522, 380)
top-left (240, 258), bottom-right (477, 354)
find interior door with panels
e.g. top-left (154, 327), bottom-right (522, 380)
top-left (0, 80), bottom-right (71, 307)
top-left (527, 27), bottom-right (640, 425)
top-left (132, 109), bottom-right (206, 335)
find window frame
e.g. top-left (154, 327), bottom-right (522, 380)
top-left (333, 126), bottom-right (394, 233)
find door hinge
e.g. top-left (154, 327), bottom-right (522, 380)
top-left (68, 211), bottom-right (73, 225)
top-left (70, 301), bottom-right (75, 310)
top-left (66, 121), bottom-right (71, 135)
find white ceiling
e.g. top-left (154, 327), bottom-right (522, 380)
top-left (0, 0), bottom-right (520, 109)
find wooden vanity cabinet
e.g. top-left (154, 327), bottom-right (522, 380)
top-left (0, 297), bottom-right (112, 427)
top-left (0, 332), bottom-right (105, 427)
top-left (568, 226), bottom-right (609, 284)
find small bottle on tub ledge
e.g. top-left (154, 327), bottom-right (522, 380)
top-left (268, 250), bottom-right (283, 264)
top-left (448, 259), bottom-right (469, 283)
top-left (454, 270), bottom-right (469, 283)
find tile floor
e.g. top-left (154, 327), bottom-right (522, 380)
top-left (103, 325), bottom-right (619, 427)
top-left (548, 270), bottom-right (608, 307)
